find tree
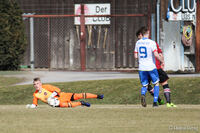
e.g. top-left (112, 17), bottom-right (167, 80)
top-left (0, 0), bottom-right (27, 70)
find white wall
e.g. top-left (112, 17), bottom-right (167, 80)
top-left (161, 20), bottom-right (184, 71)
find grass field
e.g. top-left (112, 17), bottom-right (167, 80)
top-left (0, 73), bottom-right (200, 133)
top-left (0, 105), bottom-right (199, 133)
top-left (0, 76), bottom-right (200, 105)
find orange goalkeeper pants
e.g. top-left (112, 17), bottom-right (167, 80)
top-left (58, 92), bottom-right (97, 108)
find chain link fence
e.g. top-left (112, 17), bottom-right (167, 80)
top-left (20, 0), bottom-right (151, 70)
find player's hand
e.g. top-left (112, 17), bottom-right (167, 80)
top-left (50, 91), bottom-right (58, 98)
top-left (161, 62), bottom-right (165, 70)
top-left (26, 104), bottom-right (37, 109)
top-left (47, 97), bottom-right (53, 104)
top-left (47, 97), bottom-right (60, 107)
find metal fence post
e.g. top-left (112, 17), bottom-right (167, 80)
top-left (156, 0), bottom-right (160, 45)
top-left (30, 16), bottom-right (34, 71)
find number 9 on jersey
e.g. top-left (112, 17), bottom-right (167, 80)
top-left (139, 47), bottom-right (147, 58)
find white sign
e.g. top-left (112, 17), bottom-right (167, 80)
top-left (170, 0), bottom-right (196, 13)
top-left (168, 0), bottom-right (196, 21)
top-left (168, 11), bottom-right (196, 21)
top-left (74, 4), bottom-right (111, 25)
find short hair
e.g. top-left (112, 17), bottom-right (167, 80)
top-left (136, 29), bottom-right (141, 37)
top-left (140, 26), bottom-right (149, 36)
top-left (33, 77), bottom-right (41, 82)
top-left (136, 26), bottom-right (149, 37)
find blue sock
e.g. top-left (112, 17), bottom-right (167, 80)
top-left (153, 85), bottom-right (159, 102)
top-left (141, 86), bottom-right (147, 96)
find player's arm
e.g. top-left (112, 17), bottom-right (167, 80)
top-left (156, 43), bottom-right (164, 61)
top-left (156, 42), bottom-right (162, 53)
top-left (134, 52), bottom-right (139, 65)
top-left (26, 95), bottom-right (37, 109)
top-left (52, 86), bottom-right (61, 94)
top-left (50, 86), bottom-right (61, 97)
top-left (32, 95), bottom-right (38, 106)
top-left (44, 85), bottom-right (61, 98)
top-left (44, 85), bottom-right (61, 94)
top-left (46, 85), bottom-right (61, 105)
top-left (159, 53), bottom-right (165, 69)
top-left (156, 42), bottom-right (165, 69)
top-left (134, 52), bottom-right (138, 59)
top-left (134, 44), bottom-right (138, 59)
top-left (153, 41), bottom-right (163, 63)
top-left (159, 53), bottom-right (164, 62)
top-left (44, 85), bottom-right (61, 105)
top-left (154, 50), bottom-right (163, 63)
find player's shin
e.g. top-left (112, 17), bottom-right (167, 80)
top-left (147, 84), bottom-right (154, 96)
top-left (73, 93), bottom-right (98, 100)
top-left (141, 86), bottom-right (147, 107)
top-left (141, 86), bottom-right (147, 96)
top-left (153, 85), bottom-right (159, 103)
top-left (148, 85), bottom-right (162, 104)
top-left (59, 102), bottom-right (82, 108)
top-left (163, 84), bottom-right (171, 103)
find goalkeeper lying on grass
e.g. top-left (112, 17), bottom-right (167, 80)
top-left (26, 77), bottom-right (104, 108)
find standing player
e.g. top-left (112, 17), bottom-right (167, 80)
top-left (134, 27), bottom-right (164, 107)
top-left (136, 27), bottom-right (176, 107)
top-left (26, 77), bottom-right (104, 108)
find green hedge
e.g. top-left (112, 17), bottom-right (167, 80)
top-left (0, 0), bottom-right (27, 70)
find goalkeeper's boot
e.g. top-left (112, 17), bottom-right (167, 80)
top-left (158, 99), bottom-right (165, 105)
top-left (141, 95), bottom-right (147, 107)
top-left (153, 102), bottom-right (158, 107)
top-left (80, 101), bottom-right (90, 107)
top-left (97, 94), bottom-right (104, 99)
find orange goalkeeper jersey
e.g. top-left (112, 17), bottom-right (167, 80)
top-left (33, 84), bottom-right (61, 105)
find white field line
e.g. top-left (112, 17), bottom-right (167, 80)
top-left (0, 104), bottom-right (200, 109)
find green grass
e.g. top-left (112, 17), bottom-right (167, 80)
top-left (0, 75), bottom-right (200, 133)
top-left (0, 76), bottom-right (199, 105)
top-left (0, 71), bottom-right (29, 75)
top-left (0, 105), bottom-right (199, 133)
top-left (0, 76), bottom-right (25, 87)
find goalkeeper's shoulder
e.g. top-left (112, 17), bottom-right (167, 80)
top-left (42, 84), bottom-right (61, 93)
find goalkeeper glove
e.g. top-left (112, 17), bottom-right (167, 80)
top-left (50, 91), bottom-right (58, 98)
top-left (26, 104), bottom-right (37, 109)
top-left (47, 97), bottom-right (60, 107)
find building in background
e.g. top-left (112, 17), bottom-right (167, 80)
top-left (17, 0), bottom-right (199, 72)
top-left (160, 0), bottom-right (196, 72)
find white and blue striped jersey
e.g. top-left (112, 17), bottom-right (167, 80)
top-left (134, 37), bottom-right (157, 71)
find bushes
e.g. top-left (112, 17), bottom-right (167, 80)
top-left (0, 0), bottom-right (27, 70)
